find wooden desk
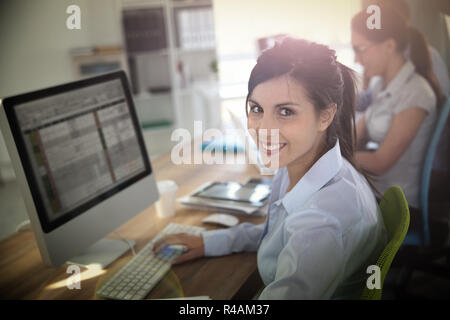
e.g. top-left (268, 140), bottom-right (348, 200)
top-left (0, 151), bottom-right (267, 300)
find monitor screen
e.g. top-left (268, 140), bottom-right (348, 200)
top-left (3, 72), bottom-right (152, 233)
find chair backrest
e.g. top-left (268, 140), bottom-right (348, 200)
top-left (420, 97), bottom-right (450, 247)
top-left (361, 186), bottom-right (410, 300)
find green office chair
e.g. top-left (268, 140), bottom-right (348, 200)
top-left (361, 186), bottom-right (410, 300)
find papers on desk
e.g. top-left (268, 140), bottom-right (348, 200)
top-left (178, 179), bottom-right (272, 216)
top-left (178, 194), bottom-right (268, 216)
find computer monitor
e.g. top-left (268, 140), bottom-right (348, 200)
top-left (0, 71), bottom-right (160, 267)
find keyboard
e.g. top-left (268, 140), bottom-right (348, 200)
top-left (96, 223), bottom-right (205, 300)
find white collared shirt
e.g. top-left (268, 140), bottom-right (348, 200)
top-left (364, 60), bottom-right (437, 208)
top-left (201, 141), bottom-right (387, 299)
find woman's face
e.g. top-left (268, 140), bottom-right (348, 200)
top-left (351, 30), bottom-right (390, 79)
top-left (247, 75), bottom-right (332, 170)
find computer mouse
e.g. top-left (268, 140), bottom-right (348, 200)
top-left (202, 213), bottom-right (239, 227)
top-left (159, 244), bottom-right (188, 257)
top-left (167, 244), bottom-right (188, 253)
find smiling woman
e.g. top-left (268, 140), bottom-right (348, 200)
top-left (245, 38), bottom-right (361, 190)
top-left (153, 37), bottom-right (387, 299)
top-left (246, 76), bottom-right (334, 189)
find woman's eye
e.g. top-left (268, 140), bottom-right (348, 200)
top-left (280, 108), bottom-right (293, 116)
top-left (250, 105), bottom-right (263, 114)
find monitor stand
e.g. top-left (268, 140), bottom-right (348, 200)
top-left (66, 238), bottom-right (136, 270)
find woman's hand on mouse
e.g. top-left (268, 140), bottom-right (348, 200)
top-left (152, 233), bottom-right (205, 264)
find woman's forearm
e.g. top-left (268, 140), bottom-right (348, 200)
top-left (355, 151), bottom-right (387, 175)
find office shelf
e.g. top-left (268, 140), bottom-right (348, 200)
top-left (121, 0), bottom-right (219, 133)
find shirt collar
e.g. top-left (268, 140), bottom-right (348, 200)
top-left (281, 140), bottom-right (343, 214)
top-left (380, 60), bottom-right (415, 98)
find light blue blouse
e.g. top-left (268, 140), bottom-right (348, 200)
top-left (201, 141), bottom-right (387, 299)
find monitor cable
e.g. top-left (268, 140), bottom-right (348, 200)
top-left (15, 219), bottom-right (31, 233)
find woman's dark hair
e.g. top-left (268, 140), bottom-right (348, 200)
top-left (246, 37), bottom-right (358, 169)
top-left (351, 4), bottom-right (444, 108)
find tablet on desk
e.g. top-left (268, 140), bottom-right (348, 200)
top-left (192, 182), bottom-right (271, 206)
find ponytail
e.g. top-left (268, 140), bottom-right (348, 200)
top-left (407, 26), bottom-right (444, 108)
top-left (336, 62), bottom-right (357, 164)
top-left (338, 61), bottom-right (380, 195)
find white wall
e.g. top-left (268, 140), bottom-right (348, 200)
top-left (0, 0), bottom-right (122, 97)
top-left (0, 0), bottom-right (123, 180)
top-left (211, 0), bottom-right (363, 100)
top-left (212, 0), bottom-right (362, 58)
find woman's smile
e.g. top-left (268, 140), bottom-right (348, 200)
top-left (259, 141), bottom-right (287, 155)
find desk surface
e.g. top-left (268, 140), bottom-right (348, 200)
top-left (0, 151), bottom-right (267, 300)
